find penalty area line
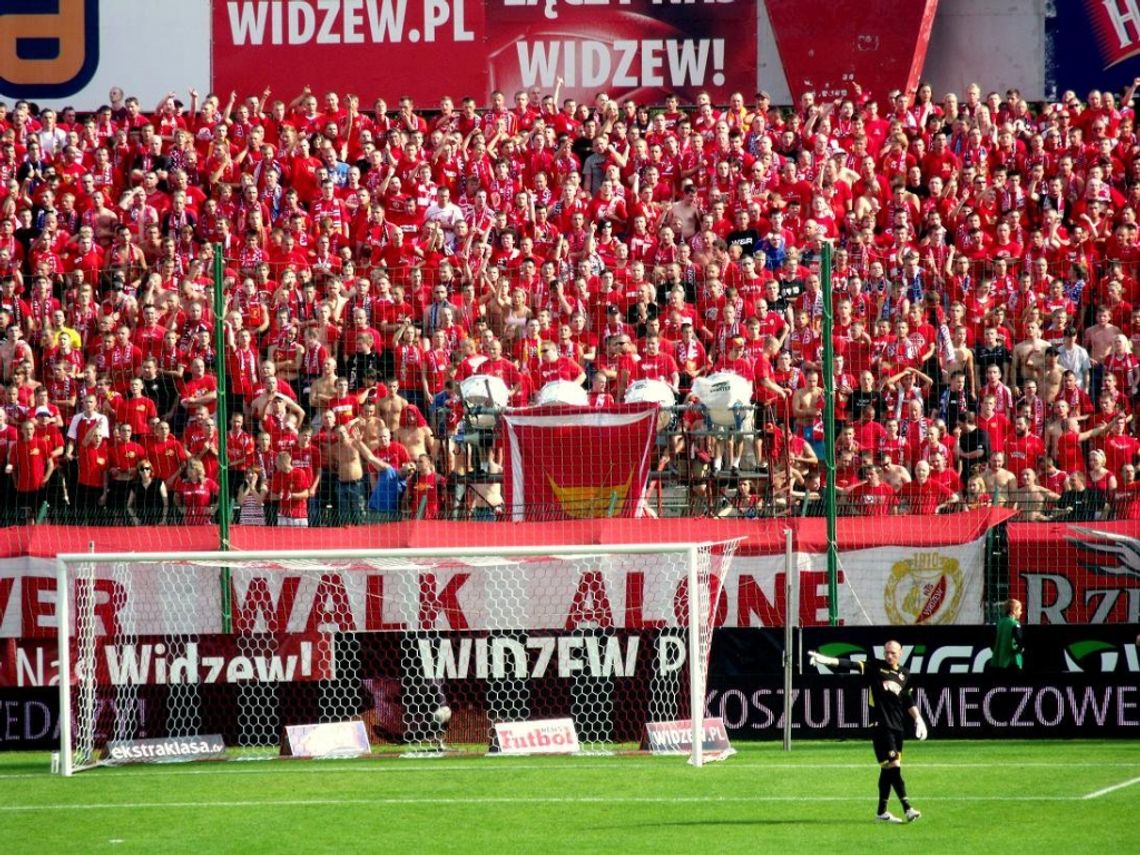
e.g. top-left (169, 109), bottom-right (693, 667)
top-left (1083, 775), bottom-right (1140, 800)
top-left (0, 795), bottom-right (1082, 812)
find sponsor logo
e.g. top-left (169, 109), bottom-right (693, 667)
top-left (284, 721), bottom-right (370, 759)
top-left (494, 717), bottom-right (580, 754)
top-left (710, 680), bottom-right (1140, 735)
top-left (813, 642), bottom-right (993, 674)
top-left (1021, 571), bottom-right (1140, 624)
top-left (1066, 525), bottom-right (1140, 580)
top-left (1089, 0), bottom-right (1140, 69)
top-left (95, 639), bottom-right (330, 686)
top-left (0, 0), bottom-right (100, 98)
top-left (1063, 640), bottom-right (1140, 673)
top-left (225, 0), bottom-right (476, 47)
top-left (643, 717), bottom-right (734, 761)
top-left (105, 734), bottom-right (225, 764)
top-left (416, 634), bottom-right (684, 680)
top-left (883, 553), bottom-right (965, 625)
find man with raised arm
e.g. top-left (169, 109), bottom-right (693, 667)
top-left (807, 641), bottom-right (927, 823)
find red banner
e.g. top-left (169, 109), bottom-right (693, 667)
top-left (0, 509), bottom-right (1013, 558)
top-left (1009, 522), bottom-right (1140, 625)
top-left (212, 0), bottom-right (756, 105)
top-left (766, 0), bottom-right (938, 102)
top-left (502, 403), bottom-right (657, 521)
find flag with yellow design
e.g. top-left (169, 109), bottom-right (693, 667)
top-left (502, 404), bottom-right (658, 521)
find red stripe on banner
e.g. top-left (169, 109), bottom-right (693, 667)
top-left (2, 509), bottom-right (1016, 558)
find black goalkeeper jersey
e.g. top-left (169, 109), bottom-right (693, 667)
top-left (837, 657), bottom-right (916, 732)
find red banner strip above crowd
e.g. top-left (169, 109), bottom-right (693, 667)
top-left (212, 0), bottom-right (758, 105)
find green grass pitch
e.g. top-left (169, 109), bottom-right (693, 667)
top-left (2, 740), bottom-right (1138, 854)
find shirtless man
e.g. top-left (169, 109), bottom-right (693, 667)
top-left (792, 367), bottom-right (825, 436)
top-left (1037, 347), bottom-right (1065, 405)
top-left (1043, 400), bottom-right (1072, 461)
top-left (0, 325), bottom-right (35, 384)
top-left (358, 399), bottom-right (386, 454)
top-left (250, 376), bottom-right (305, 424)
top-left (1011, 321), bottom-right (1049, 395)
top-left (308, 357), bottom-right (340, 415)
top-left (980, 451), bottom-right (1017, 502)
top-left (87, 192), bottom-right (121, 247)
top-left (1007, 468), bottom-right (1059, 521)
top-left (941, 325), bottom-right (976, 394)
top-left (394, 403), bottom-right (435, 460)
top-left (329, 422), bottom-right (390, 524)
top-left (376, 376), bottom-right (409, 427)
top-left (662, 181), bottom-right (702, 241)
top-left (1082, 306), bottom-right (1120, 395)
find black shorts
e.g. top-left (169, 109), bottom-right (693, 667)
top-left (872, 727), bottom-right (905, 766)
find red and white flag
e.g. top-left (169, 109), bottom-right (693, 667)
top-left (501, 404), bottom-right (658, 521)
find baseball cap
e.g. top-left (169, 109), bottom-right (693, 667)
top-left (35, 406), bottom-right (52, 417)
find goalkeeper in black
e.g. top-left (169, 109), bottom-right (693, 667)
top-left (809, 640), bottom-right (926, 823)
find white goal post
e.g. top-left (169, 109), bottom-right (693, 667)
top-left (57, 540), bottom-right (740, 774)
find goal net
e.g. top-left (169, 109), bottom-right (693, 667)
top-left (57, 541), bottom-right (739, 773)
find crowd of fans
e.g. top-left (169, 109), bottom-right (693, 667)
top-left (1, 77), bottom-right (1140, 526)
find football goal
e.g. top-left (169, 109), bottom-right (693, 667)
top-left (57, 541), bottom-right (740, 773)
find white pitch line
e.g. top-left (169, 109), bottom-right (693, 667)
top-left (3, 760), bottom-right (1137, 782)
top-left (0, 795), bottom-right (1082, 812)
top-left (1083, 775), bottom-right (1140, 800)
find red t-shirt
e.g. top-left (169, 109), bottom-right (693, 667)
top-left (182, 374), bottom-right (218, 414)
top-left (8, 436), bottom-right (52, 491)
top-left (145, 436), bottom-right (188, 482)
top-left (410, 471), bottom-right (441, 519)
top-left (1103, 433), bottom-right (1140, 477)
top-left (534, 357), bottom-right (584, 386)
top-left (271, 467), bottom-right (311, 519)
top-left (848, 481), bottom-right (897, 516)
top-left (897, 479), bottom-right (954, 514)
top-left (114, 396), bottom-right (157, 437)
top-left (109, 439), bottom-right (147, 478)
top-left (328, 394), bottom-right (359, 426)
top-left (176, 477), bottom-right (219, 524)
top-left (77, 441), bottom-right (110, 489)
top-left (1004, 433), bottom-right (1045, 478)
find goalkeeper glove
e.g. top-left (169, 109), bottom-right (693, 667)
top-left (808, 649), bottom-right (839, 667)
top-left (914, 715), bottom-right (928, 741)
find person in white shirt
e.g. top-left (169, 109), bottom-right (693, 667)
top-left (423, 186), bottom-right (465, 244)
top-left (1056, 325), bottom-right (1091, 390)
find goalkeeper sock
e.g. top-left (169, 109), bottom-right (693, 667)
top-left (877, 768), bottom-right (891, 814)
top-left (889, 767), bottom-right (911, 811)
